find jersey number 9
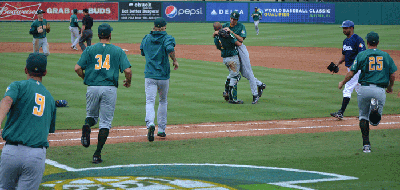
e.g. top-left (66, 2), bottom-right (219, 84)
top-left (33, 93), bottom-right (45, 117)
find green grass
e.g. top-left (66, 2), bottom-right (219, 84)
top-left (1, 22), bottom-right (399, 50)
top-left (1, 52), bottom-right (399, 130)
top-left (46, 129), bottom-right (400, 189)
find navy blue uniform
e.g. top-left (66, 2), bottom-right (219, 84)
top-left (342, 34), bottom-right (366, 67)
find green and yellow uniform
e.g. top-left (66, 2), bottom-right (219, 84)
top-left (214, 34), bottom-right (238, 58)
top-left (29, 19), bottom-right (48, 39)
top-left (70, 14), bottom-right (79, 27)
top-left (222, 22), bottom-right (247, 40)
top-left (252, 11), bottom-right (262, 21)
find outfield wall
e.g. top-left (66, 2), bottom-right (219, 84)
top-left (0, 1), bottom-right (399, 25)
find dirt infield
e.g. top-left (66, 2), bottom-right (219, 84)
top-left (1, 42), bottom-right (399, 149)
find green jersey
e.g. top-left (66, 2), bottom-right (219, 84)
top-left (140, 31), bottom-right (176, 80)
top-left (222, 22), bottom-right (247, 40)
top-left (70, 14), bottom-right (79, 27)
top-left (351, 48), bottom-right (398, 87)
top-left (214, 34), bottom-right (238, 58)
top-left (252, 11), bottom-right (262, 21)
top-left (77, 43), bottom-right (132, 87)
top-left (29, 19), bottom-right (48, 39)
top-left (2, 79), bottom-right (56, 148)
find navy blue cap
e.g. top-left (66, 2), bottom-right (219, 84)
top-left (340, 20), bottom-right (354, 28)
top-left (98, 23), bottom-right (113, 36)
top-left (26, 53), bottom-right (47, 74)
top-left (366, 31), bottom-right (379, 43)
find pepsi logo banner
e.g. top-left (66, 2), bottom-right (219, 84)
top-left (163, 2), bottom-right (205, 22)
top-left (0, 2), bottom-right (118, 21)
top-left (119, 2), bottom-right (161, 21)
top-left (206, 2), bottom-right (248, 22)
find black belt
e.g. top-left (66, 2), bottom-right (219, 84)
top-left (85, 28), bottom-right (92, 30)
top-left (361, 83), bottom-right (386, 88)
top-left (6, 141), bottom-right (45, 149)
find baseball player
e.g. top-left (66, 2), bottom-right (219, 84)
top-left (0, 53), bottom-right (56, 189)
top-left (79, 8), bottom-right (93, 51)
top-left (29, 10), bottom-right (50, 56)
top-left (214, 11), bottom-right (266, 104)
top-left (330, 20), bottom-right (366, 120)
top-left (251, 7), bottom-right (262, 35)
top-left (75, 23), bottom-right (132, 164)
top-left (214, 28), bottom-right (243, 104)
top-left (338, 31), bottom-right (397, 153)
top-left (70, 9), bottom-right (81, 50)
top-left (140, 18), bottom-right (179, 141)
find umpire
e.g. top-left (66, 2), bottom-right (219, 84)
top-left (0, 53), bottom-right (56, 189)
top-left (338, 31), bottom-right (397, 153)
top-left (79, 8), bottom-right (93, 51)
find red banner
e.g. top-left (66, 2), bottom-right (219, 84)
top-left (0, 2), bottom-right (119, 21)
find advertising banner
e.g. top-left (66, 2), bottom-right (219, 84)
top-left (163, 2), bottom-right (205, 22)
top-left (119, 2), bottom-right (161, 21)
top-left (206, 3), bottom-right (248, 22)
top-left (250, 3), bottom-right (335, 23)
top-left (0, 2), bottom-right (118, 21)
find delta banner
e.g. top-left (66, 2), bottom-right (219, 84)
top-left (0, 2), bottom-right (118, 21)
top-left (250, 3), bottom-right (335, 23)
top-left (206, 3), bottom-right (248, 22)
top-left (162, 2), bottom-right (205, 22)
top-left (119, 2), bottom-right (161, 21)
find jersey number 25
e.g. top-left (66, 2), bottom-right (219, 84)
top-left (369, 56), bottom-right (383, 71)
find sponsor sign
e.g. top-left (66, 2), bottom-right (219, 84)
top-left (119, 2), bottom-right (161, 21)
top-left (250, 3), bottom-right (335, 23)
top-left (0, 2), bottom-right (118, 21)
top-left (206, 3), bottom-right (248, 22)
top-left (162, 2), bottom-right (205, 22)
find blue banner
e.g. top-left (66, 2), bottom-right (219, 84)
top-left (206, 3), bottom-right (248, 22)
top-left (162, 2), bottom-right (205, 22)
top-left (250, 3), bottom-right (335, 23)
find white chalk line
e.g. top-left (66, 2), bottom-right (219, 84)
top-left (43, 161), bottom-right (358, 190)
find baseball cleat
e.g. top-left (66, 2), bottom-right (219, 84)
top-left (147, 125), bottom-right (155, 142)
top-left (330, 111), bottom-right (343, 120)
top-left (222, 91), bottom-right (229, 101)
top-left (92, 155), bottom-right (103, 164)
top-left (369, 98), bottom-right (380, 126)
top-left (229, 100), bottom-right (244, 104)
top-left (258, 84), bottom-right (266, 97)
top-left (252, 95), bottom-right (259, 104)
top-left (157, 132), bottom-right (167, 137)
top-left (363, 145), bottom-right (371, 153)
top-left (81, 125), bottom-right (91, 148)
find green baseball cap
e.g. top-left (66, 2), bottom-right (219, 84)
top-left (366, 31), bottom-right (379, 44)
top-left (154, 17), bottom-right (167, 27)
top-left (230, 11), bottom-right (240, 20)
top-left (26, 53), bottom-right (47, 74)
top-left (98, 23), bottom-right (113, 37)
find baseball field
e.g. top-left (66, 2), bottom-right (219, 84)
top-left (0, 22), bottom-right (400, 189)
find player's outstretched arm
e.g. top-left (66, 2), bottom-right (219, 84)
top-left (0, 96), bottom-right (13, 126)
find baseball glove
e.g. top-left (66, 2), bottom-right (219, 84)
top-left (46, 23), bottom-right (50, 33)
top-left (218, 29), bottom-right (231, 38)
top-left (55, 100), bottom-right (68, 107)
top-left (327, 62), bottom-right (339, 73)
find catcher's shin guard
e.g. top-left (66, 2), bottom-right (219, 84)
top-left (229, 84), bottom-right (238, 101)
top-left (223, 79), bottom-right (230, 101)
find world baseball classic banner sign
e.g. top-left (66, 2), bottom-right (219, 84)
top-left (0, 2), bottom-right (118, 21)
top-left (119, 2), bottom-right (161, 21)
top-left (250, 3), bottom-right (335, 23)
top-left (162, 2), bottom-right (205, 22)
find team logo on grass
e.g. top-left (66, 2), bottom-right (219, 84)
top-left (41, 161), bottom-right (358, 190)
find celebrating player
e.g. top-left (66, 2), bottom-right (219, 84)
top-left (338, 31), bottom-right (397, 153)
top-left (0, 53), bottom-right (56, 189)
top-left (140, 18), bottom-right (179, 141)
top-left (75, 23), bottom-right (132, 164)
top-left (213, 11), bottom-right (266, 104)
top-left (29, 10), bottom-right (50, 56)
top-left (330, 20), bottom-right (366, 120)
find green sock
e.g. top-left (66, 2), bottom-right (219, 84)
top-left (94, 128), bottom-right (109, 157)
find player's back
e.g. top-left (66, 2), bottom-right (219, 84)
top-left (2, 79), bottom-right (55, 147)
top-left (79, 43), bottom-right (126, 87)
